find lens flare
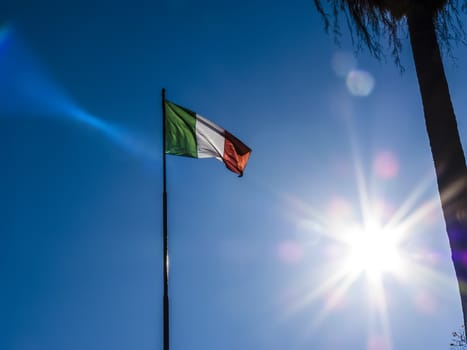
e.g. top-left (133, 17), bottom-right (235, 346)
top-left (346, 69), bottom-right (375, 97)
top-left (277, 240), bottom-right (304, 264)
top-left (0, 27), bottom-right (73, 117)
top-left (326, 196), bottom-right (354, 221)
top-left (331, 51), bottom-right (357, 77)
top-left (0, 24), bottom-right (10, 47)
top-left (0, 27), bottom-right (157, 162)
top-left (415, 291), bottom-right (438, 314)
top-left (373, 150), bottom-right (399, 179)
top-left (367, 334), bottom-right (391, 350)
top-left (69, 107), bottom-right (157, 160)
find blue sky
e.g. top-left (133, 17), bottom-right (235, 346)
top-left (2, 1), bottom-right (467, 349)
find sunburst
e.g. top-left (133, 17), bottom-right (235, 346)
top-left (278, 148), bottom-right (451, 349)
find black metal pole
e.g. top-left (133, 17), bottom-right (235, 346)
top-left (162, 88), bottom-right (169, 350)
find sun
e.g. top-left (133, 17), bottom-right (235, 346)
top-left (344, 222), bottom-right (402, 278)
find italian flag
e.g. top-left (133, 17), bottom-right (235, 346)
top-left (164, 100), bottom-right (252, 176)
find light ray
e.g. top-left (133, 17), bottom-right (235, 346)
top-left (367, 276), bottom-right (394, 350)
top-left (285, 262), bottom-right (356, 317)
top-left (385, 173), bottom-right (437, 230)
top-left (0, 27), bottom-right (157, 162)
top-left (308, 270), bottom-right (361, 329)
top-left (0, 23), bottom-right (10, 48)
top-left (389, 197), bottom-right (440, 242)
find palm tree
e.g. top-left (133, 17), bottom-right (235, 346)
top-left (314, 0), bottom-right (467, 327)
top-left (451, 326), bottom-right (467, 349)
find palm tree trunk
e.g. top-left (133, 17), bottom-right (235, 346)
top-left (408, 5), bottom-right (467, 328)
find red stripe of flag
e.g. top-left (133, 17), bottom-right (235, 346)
top-left (223, 131), bottom-right (252, 177)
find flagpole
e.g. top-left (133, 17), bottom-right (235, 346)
top-left (162, 88), bottom-right (170, 350)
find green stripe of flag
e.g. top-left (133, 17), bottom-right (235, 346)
top-left (165, 100), bottom-right (198, 158)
